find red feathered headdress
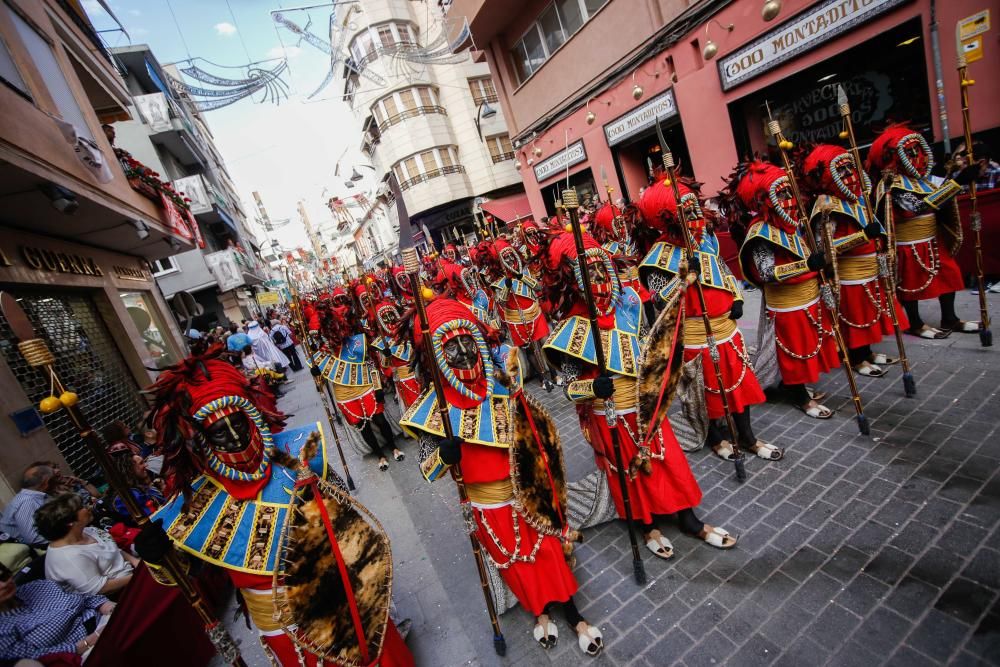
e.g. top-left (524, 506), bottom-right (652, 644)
top-left (866, 123), bottom-right (931, 178)
top-left (637, 179), bottom-right (694, 230)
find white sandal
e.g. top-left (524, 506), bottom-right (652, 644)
top-left (855, 363), bottom-right (886, 377)
top-left (870, 353), bottom-right (898, 365)
top-left (576, 624), bottom-right (603, 656)
top-left (644, 532), bottom-right (673, 560)
top-left (712, 440), bottom-right (736, 461)
top-left (749, 441), bottom-right (783, 460)
top-left (533, 616), bottom-right (558, 649)
top-left (698, 525), bottom-right (737, 549)
top-left (798, 403), bottom-right (833, 419)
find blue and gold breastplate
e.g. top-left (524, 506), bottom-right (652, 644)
top-left (400, 345), bottom-right (521, 447)
top-left (544, 287), bottom-right (642, 377)
top-left (640, 240), bottom-right (740, 297)
top-left (151, 423), bottom-right (327, 576)
top-left (311, 333), bottom-right (376, 386)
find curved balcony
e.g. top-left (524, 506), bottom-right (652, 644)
top-left (400, 165), bottom-right (466, 190)
top-left (377, 105), bottom-right (447, 134)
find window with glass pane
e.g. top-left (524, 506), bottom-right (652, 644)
top-left (404, 157), bottom-right (419, 179)
top-left (393, 164), bottom-right (405, 183)
top-left (378, 25), bottom-right (395, 49)
top-left (487, 138), bottom-right (501, 160)
top-left (418, 87), bottom-right (435, 107)
top-left (499, 134), bottom-right (514, 153)
top-left (538, 4), bottom-right (565, 54)
top-left (482, 78), bottom-right (497, 100)
top-left (401, 23), bottom-right (416, 44)
top-left (522, 26), bottom-right (546, 74)
top-left (120, 292), bottom-right (178, 369)
top-left (556, 0), bottom-right (584, 34)
top-left (583, 0), bottom-right (607, 17)
top-left (439, 148), bottom-right (455, 167)
top-left (0, 35), bottom-right (29, 97)
top-left (371, 103), bottom-right (383, 123)
top-left (382, 95), bottom-right (398, 119)
top-left (512, 40), bottom-right (531, 82)
top-left (399, 89), bottom-right (417, 111)
top-left (421, 151), bottom-right (438, 174)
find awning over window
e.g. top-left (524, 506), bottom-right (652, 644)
top-left (480, 192), bottom-right (533, 224)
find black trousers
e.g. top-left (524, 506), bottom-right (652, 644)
top-left (282, 344), bottom-right (303, 371)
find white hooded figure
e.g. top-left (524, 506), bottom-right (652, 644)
top-left (247, 321), bottom-right (289, 368)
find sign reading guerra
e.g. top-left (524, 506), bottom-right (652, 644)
top-left (604, 90), bottom-right (678, 147)
top-left (533, 140), bottom-right (587, 183)
top-left (718, 0), bottom-right (910, 91)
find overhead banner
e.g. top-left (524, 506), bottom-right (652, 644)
top-left (173, 175), bottom-right (212, 214)
top-left (718, 0), bottom-right (910, 91)
top-left (533, 140), bottom-right (587, 183)
top-left (604, 90), bottom-right (678, 147)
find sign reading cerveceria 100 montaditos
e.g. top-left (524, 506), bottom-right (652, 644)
top-left (603, 90), bottom-right (678, 147)
top-left (718, 0), bottom-right (911, 91)
top-left (533, 140), bottom-right (587, 183)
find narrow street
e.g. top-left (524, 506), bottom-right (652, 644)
top-left (220, 290), bottom-right (1000, 667)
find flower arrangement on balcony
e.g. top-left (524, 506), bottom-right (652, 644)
top-left (115, 148), bottom-right (191, 211)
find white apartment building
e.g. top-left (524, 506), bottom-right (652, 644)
top-left (339, 0), bottom-right (524, 260)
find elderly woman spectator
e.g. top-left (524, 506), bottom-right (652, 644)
top-left (35, 495), bottom-right (136, 597)
top-left (0, 563), bottom-right (114, 661)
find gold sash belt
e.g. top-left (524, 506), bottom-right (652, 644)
top-left (242, 588), bottom-right (285, 632)
top-left (592, 376), bottom-right (638, 412)
top-left (895, 213), bottom-right (937, 243)
top-left (838, 254), bottom-right (878, 281)
top-left (466, 478), bottom-right (514, 505)
top-left (396, 365), bottom-right (414, 380)
top-left (684, 313), bottom-right (738, 345)
top-left (503, 301), bottom-right (540, 323)
top-left (764, 279), bottom-right (820, 310)
top-left (333, 382), bottom-right (372, 402)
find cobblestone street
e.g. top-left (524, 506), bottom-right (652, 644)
top-left (221, 290), bottom-right (1000, 666)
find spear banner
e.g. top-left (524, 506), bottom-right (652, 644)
top-left (837, 85), bottom-right (917, 398)
top-left (392, 175), bottom-right (507, 657)
top-left (0, 292), bottom-right (245, 667)
top-left (766, 110), bottom-right (871, 436)
top-left (956, 29), bottom-right (992, 347)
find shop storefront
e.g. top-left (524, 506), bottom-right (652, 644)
top-left (513, 0), bottom-right (996, 219)
top-left (533, 140), bottom-right (598, 215)
top-left (0, 231), bottom-right (185, 482)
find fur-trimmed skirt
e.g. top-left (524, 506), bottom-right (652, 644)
top-left (769, 301), bottom-right (840, 385)
top-left (580, 409), bottom-right (702, 524)
top-left (896, 238), bottom-right (964, 302)
top-left (683, 330), bottom-right (766, 419)
top-left (837, 278), bottom-right (908, 348)
top-left (472, 501), bottom-right (578, 616)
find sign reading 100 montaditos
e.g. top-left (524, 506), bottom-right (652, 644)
top-left (533, 140), bottom-right (587, 183)
top-left (718, 0), bottom-right (910, 91)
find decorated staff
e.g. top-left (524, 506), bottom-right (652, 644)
top-left (393, 176), bottom-right (508, 657)
top-left (285, 268), bottom-right (357, 491)
top-left (0, 292), bottom-right (245, 667)
top-left (767, 113), bottom-right (871, 435)
top-left (837, 86), bottom-right (917, 397)
top-left (658, 128), bottom-right (748, 481)
top-left (562, 187), bottom-right (648, 584)
top-left (956, 47), bottom-right (991, 347)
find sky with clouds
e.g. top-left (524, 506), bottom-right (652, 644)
top-left (83, 0), bottom-right (377, 251)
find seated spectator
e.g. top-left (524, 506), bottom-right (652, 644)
top-left (0, 466), bottom-right (55, 548)
top-left (107, 448), bottom-right (163, 520)
top-left (36, 461), bottom-right (100, 505)
top-left (0, 563), bottom-right (113, 662)
top-left (241, 344), bottom-right (287, 384)
top-left (948, 140), bottom-right (999, 192)
top-left (100, 421), bottom-right (138, 457)
top-left (35, 495), bottom-right (136, 597)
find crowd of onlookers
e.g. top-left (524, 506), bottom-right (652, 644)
top-left (0, 419), bottom-right (160, 664)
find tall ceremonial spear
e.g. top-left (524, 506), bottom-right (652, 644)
top-left (284, 267), bottom-right (357, 491)
top-left (0, 292), bottom-right (245, 667)
top-left (392, 176), bottom-right (507, 656)
top-left (562, 187), bottom-right (648, 585)
top-left (836, 86), bottom-right (917, 397)
top-left (956, 43), bottom-right (992, 347)
top-left (656, 119), bottom-right (748, 482)
top-left (766, 108), bottom-right (871, 436)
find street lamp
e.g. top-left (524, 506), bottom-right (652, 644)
top-left (475, 100), bottom-right (498, 141)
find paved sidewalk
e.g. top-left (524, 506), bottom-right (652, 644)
top-left (218, 290), bottom-right (1000, 666)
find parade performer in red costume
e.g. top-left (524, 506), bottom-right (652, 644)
top-left (721, 159), bottom-right (838, 419)
top-left (638, 179), bottom-right (780, 463)
top-left (867, 124), bottom-right (980, 338)
top-left (136, 346), bottom-right (414, 666)
top-left (401, 299), bottom-right (604, 655)
top-left (802, 144), bottom-right (907, 376)
top-left (371, 298), bottom-right (422, 411)
top-left (544, 230), bottom-right (737, 558)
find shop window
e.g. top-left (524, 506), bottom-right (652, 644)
top-left (150, 257), bottom-right (179, 276)
top-left (120, 291), bottom-right (179, 369)
top-left (468, 77), bottom-right (497, 105)
top-left (6, 7), bottom-right (93, 139)
top-left (0, 34), bottom-right (29, 98)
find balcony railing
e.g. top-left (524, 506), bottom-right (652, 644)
top-left (471, 93), bottom-right (499, 105)
top-left (491, 151), bottom-right (516, 164)
top-left (399, 165), bottom-right (465, 190)
top-left (377, 105), bottom-right (447, 133)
